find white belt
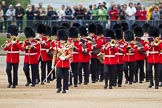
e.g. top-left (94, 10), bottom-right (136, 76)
top-left (115, 53), bottom-right (123, 55)
top-left (149, 51), bottom-right (159, 54)
top-left (72, 52), bottom-right (79, 54)
top-left (7, 51), bottom-right (19, 54)
top-left (105, 55), bottom-right (115, 57)
top-left (25, 53), bottom-right (37, 55)
top-left (41, 49), bottom-right (47, 51)
top-left (126, 53), bottom-right (134, 55)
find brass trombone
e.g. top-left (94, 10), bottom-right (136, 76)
top-left (1, 41), bottom-right (8, 48)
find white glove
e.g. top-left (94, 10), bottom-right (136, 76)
top-left (51, 65), bottom-right (55, 69)
top-left (59, 56), bottom-right (66, 61)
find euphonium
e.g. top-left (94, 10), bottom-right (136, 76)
top-left (110, 39), bottom-right (116, 47)
top-left (153, 37), bottom-right (160, 46)
top-left (11, 36), bottom-right (18, 44)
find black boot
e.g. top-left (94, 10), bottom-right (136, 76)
top-left (56, 88), bottom-right (61, 93)
top-left (7, 84), bottom-right (11, 88)
top-left (25, 82), bottom-right (31, 86)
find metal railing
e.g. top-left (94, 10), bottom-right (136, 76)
top-left (0, 16), bottom-right (162, 33)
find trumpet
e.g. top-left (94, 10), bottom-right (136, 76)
top-left (1, 41), bottom-right (8, 48)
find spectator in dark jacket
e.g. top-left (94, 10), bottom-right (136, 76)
top-left (15, 3), bottom-right (25, 31)
top-left (47, 5), bottom-right (57, 20)
top-left (65, 5), bottom-right (73, 20)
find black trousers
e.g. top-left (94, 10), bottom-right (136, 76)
top-left (90, 58), bottom-right (98, 82)
top-left (135, 60), bottom-right (145, 82)
top-left (159, 64), bottom-right (162, 82)
top-left (56, 67), bottom-right (69, 90)
top-left (123, 62), bottom-right (135, 82)
top-left (116, 64), bottom-right (123, 85)
top-left (23, 63), bottom-right (38, 85)
top-left (6, 63), bottom-right (19, 86)
top-left (47, 60), bottom-right (52, 81)
top-left (71, 63), bottom-right (79, 85)
top-left (104, 64), bottom-right (117, 87)
top-left (37, 57), bottom-right (47, 82)
top-left (97, 60), bottom-right (104, 81)
top-left (79, 62), bottom-right (89, 83)
top-left (147, 63), bottom-right (160, 86)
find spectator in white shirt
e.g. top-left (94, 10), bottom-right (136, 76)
top-left (57, 5), bottom-right (66, 21)
top-left (125, 2), bottom-right (137, 29)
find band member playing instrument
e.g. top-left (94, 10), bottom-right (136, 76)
top-left (78, 26), bottom-right (92, 85)
top-left (52, 29), bottom-right (72, 93)
top-left (23, 27), bottom-right (39, 87)
top-left (3, 25), bottom-right (24, 88)
top-left (159, 29), bottom-right (162, 87)
top-left (68, 27), bottom-right (80, 87)
top-left (114, 29), bottom-right (125, 87)
top-left (96, 24), bottom-right (106, 82)
top-left (134, 26), bottom-right (146, 83)
top-left (88, 23), bottom-right (98, 83)
top-left (44, 26), bottom-right (53, 83)
top-left (145, 26), bottom-right (161, 89)
top-left (36, 24), bottom-right (51, 85)
top-left (101, 29), bottom-right (118, 89)
top-left (50, 26), bottom-right (58, 81)
top-left (123, 30), bottom-right (138, 85)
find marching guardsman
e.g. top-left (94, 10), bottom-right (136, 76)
top-left (50, 26), bottom-right (58, 80)
top-left (142, 23), bottom-right (151, 82)
top-left (3, 25), bottom-right (24, 88)
top-left (36, 24), bottom-right (51, 85)
top-left (114, 29), bottom-right (125, 87)
top-left (23, 27), bottom-right (40, 87)
top-left (100, 29), bottom-right (118, 89)
top-left (88, 23), bottom-right (98, 83)
top-left (68, 27), bottom-right (80, 87)
top-left (123, 30), bottom-right (138, 85)
top-left (134, 26), bottom-right (146, 83)
top-left (95, 24), bottom-right (106, 82)
top-left (145, 26), bottom-right (161, 89)
top-left (52, 29), bottom-right (72, 93)
top-left (78, 26), bottom-right (92, 85)
top-left (159, 29), bottom-right (162, 87)
top-left (44, 26), bottom-right (53, 83)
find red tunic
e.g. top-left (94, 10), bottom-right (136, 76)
top-left (115, 39), bottom-right (125, 64)
top-left (101, 44), bottom-right (118, 65)
top-left (55, 43), bottom-right (71, 68)
top-left (78, 38), bottom-right (92, 63)
top-left (24, 39), bottom-right (40, 64)
top-left (123, 43), bottom-right (138, 62)
top-left (4, 40), bottom-right (24, 63)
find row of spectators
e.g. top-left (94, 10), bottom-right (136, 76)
top-left (0, 0), bottom-right (162, 31)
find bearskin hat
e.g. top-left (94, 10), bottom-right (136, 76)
top-left (24, 27), bottom-right (35, 38)
top-left (124, 30), bottom-right (134, 41)
top-left (57, 29), bottom-right (68, 41)
top-left (88, 23), bottom-right (97, 34)
top-left (115, 29), bottom-right (123, 40)
top-left (142, 23), bottom-right (150, 33)
top-left (7, 25), bottom-right (18, 36)
top-left (68, 27), bottom-right (78, 38)
top-left (121, 22), bottom-right (129, 32)
top-left (73, 23), bottom-right (81, 28)
top-left (79, 26), bottom-right (88, 36)
top-left (45, 26), bottom-right (52, 36)
top-left (113, 24), bottom-right (121, 30)
top-left (96, 24), bottom-right (104, 35)
top-left (51, 26), bottom-right (58, 36)
top-left (61, 22), bottom-right (70, 28)
top-left (104, 29), bottom-right (115, 39)
top-left (134, 26), bottom-right (144, 37)
top-left (37, 24), bottom-right (46, 34)
top-left (148, 26), bottom-right (159, 37)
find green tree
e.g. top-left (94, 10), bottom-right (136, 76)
top-left (2, 0), bottom-right (30, 8)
